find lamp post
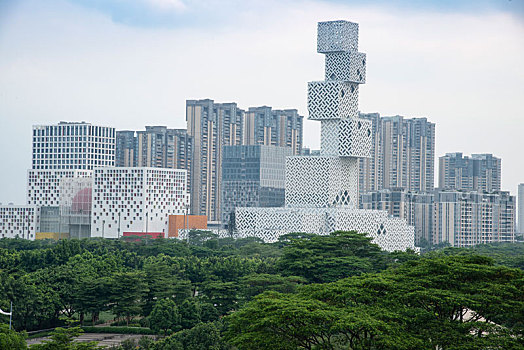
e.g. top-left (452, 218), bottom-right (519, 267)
top-left (58, 208), bottom-right (62, 241)
top-left (102, 219), bottom-right (105, 239)
top-left (9, 301), bottom-right (12, 330)
top-left (118, 211), bottom-right (121, 239)
top-left (79, 208), bottom-right (83, 239)
top-left (27, 214), bottom-right (30, 240)
top-left (145, 212), bottom-right (149, 234)
top-left (185, 204), bottom-right (189, 244)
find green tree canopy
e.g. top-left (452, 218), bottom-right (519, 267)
top-left (0, 323), bottom-right (26, 350)
top-left (150, 298), bottom-right (181, 335)
top-left (227, 255), bottom-right (524, 350)
top-left (277, 231), bottom-right (386, 283)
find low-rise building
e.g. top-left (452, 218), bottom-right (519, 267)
top-left (0, 205), bottom-right (40, 239)
top-left (168, 215), bottom-right (207, 238)
top-left (91, 167), bottom-right (189, 238)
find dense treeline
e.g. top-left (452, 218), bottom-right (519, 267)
top-left (0, 231), bottom-right (522, 349)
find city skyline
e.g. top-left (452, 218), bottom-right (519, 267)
top-left (1, 0), bottom-right (524, 203)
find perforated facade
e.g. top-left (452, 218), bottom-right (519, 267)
top-left (27, 169), bottom-right (93, 206)
top-left (91, 168), bottom-right (189, 238)
top-left (235, 20), bottom-right (416, 251)
top-left (0, 205), bottom-right (40, 240)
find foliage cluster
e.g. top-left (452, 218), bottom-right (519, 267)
top-left (0, 231), bottom-right (522, 349)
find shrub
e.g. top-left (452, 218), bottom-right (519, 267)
top-left (81, 326), bottom-right (155, 335)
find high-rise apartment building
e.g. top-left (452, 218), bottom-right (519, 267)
top-left (243, 107), bottom-right (303, 155)
top-left (359, 114), bottom-right (435, 194)
top-left (361, 189), bottom-right (434, 245)
top-left (115, 127), bottom-right (193, 188)
top-left (136, 126), bottom-right (190, 168)
top-left (439, 153), bottom-right (501, 192)
top-left (518, 183), bottom-right (524, 234)
top-left (434, 190), bottom-right (515, 247)
top-left (27, 121), bottom-right (109, 240)
top-left (32, 122), bottom-right (115, 170)
top-left (187, 100), bottom-right (304, 222)
top-left (186, 99), bottom-right (244, 221)
top-left (221, 145), bottom-right (292, 224)
top-left (91, 168), bottom-right (189, 238)
top-left (115, 130), bottom-right (136, 167)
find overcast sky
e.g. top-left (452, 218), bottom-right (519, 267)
top-left (0, 0), bottom-right (523, 204)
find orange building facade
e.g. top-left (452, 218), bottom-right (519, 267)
top-left (168, 215), bottom-right (207, 238)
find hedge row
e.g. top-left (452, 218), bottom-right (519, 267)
top-left (81, 326), bottom-right (155, 335)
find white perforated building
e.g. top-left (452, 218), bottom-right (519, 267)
top-left (0, 205), bottom-right (40, 239)
top-left (91, 168), bottom-right (189, 238)
top-left (27, 169), bottom-right (93, 206)
top-left (235, 20), bottom-right (416, 251)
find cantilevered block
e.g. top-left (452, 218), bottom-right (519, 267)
top-left (325, 51), bottom-right (366, 83)
top-left (317, 20), bottom-right (358, 53)
top-left (285, 156), bottom-right (359, 208)
top-left (320, 118), bottom-right (372, 158)
top-left (308, 81), bottom-right (359, 120)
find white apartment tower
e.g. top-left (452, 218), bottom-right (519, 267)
top-left (91, 168), bottom-right (189, 238)
top-left (32, 122), bottom-right (115, 170)
top-left (358, 113), bottom-right (435, 194)
top-left (434, 191), bottom-right (515, 247)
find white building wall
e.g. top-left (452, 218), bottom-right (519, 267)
top-left (27, 169), bottom-right (93, 206)
top-left (32, 122), bottom-right (115, 170)
top-left (0, 205), bottom-right (40, 239)
top-left (91, 168), bottom-right (189, 238)
top-left (235, 207), bottom-right (415, 252)
top-left (518, 184), bottom-right (524, 234)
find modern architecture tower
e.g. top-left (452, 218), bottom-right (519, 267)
top-left (235, 20), bottom-right (415, 251)
top-left (221, 145), bottom-right (292, 224)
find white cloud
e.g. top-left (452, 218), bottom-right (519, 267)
top-left (147, 0), bottom-right (187, 11)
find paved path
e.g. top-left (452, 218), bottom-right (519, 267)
top-left (27, 333), bottom-right (149, 348)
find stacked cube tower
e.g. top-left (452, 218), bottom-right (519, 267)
top-left (235, 20), bottom-right (415, 251)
